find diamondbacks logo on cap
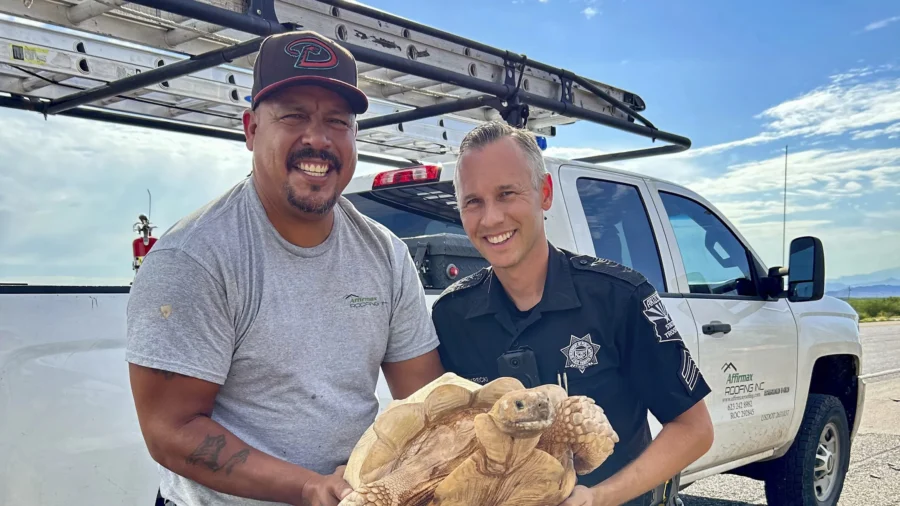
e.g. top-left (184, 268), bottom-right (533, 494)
top-left (284, 37), bottom-right (339, 69)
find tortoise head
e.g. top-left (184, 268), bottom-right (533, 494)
top-left (488, 389), bottom-right (555, 438)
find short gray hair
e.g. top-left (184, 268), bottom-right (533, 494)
top-left (453, 121), bottom-right (547, 195)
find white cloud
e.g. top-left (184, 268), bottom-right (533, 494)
top-left (851, 122), bottom-right (900, 140)
top-left (864, 15), bottom-right (900, 31)
top-left (541, 63), bottom-right (900, 280)
top-left (685, 147), bottom-right (900, 197)
top-left (864, 209), bottom-right (900, 221)
top-left (583, 7), bottom-right (599, 18)
top-left (682, 132), bottom-right (783, 157)
top-left (760, 77), bottom-right (900, 137)
top-left (0, 108), bottom-right (251, 285)
top-left (543, 145), bottom-right (708, 182)
top-left (733, 219), bottom-right (900, 279)
top-left (713, 200), bottom-right (833, 224)
top-left (680, 66), bottom-right (900, 158)
top-left (829, 64), bottom-right (896, 84)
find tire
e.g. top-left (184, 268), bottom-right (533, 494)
top-left (763, 393), bottom-right (850, 506)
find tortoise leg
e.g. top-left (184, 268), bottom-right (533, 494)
top-left (538, 396), bottom-right (619, 474)
top-left (430, 449), bottom-right (570, 506)
top-left (340, 472), bottom-right (445, 506)
top-left (490, 449), bottom-right (571, 506)
top-left (339, 482), bottom-right (399, 506)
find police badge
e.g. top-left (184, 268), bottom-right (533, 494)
top-left (560, 333), bottom-right (601, 373)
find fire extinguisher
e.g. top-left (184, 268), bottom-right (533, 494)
top-left (133, 213), bottom-right (157, 272)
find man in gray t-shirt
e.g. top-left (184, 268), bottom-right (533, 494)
top-left (126, 30), bottom-right (444, 506)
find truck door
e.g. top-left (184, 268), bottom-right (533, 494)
top-left (557, 164), bottom-right (702, 459)
top-left (648, 182), bottom-right (799, 467)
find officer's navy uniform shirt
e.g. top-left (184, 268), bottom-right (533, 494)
top-left (431, 243), bottom-right (712, 489)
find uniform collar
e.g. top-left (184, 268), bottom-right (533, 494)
top-left (465, 242), bottom-right (582, 320)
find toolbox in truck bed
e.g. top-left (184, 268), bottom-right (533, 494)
top-left (401, 233), bottom-right (489, 290)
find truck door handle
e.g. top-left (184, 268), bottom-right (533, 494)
top-left (702, 321), bottom-right (732, 335)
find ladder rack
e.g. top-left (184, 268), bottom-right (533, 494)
top-left (0, 0), bottom-right (692, 165)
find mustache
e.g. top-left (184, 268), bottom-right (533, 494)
top-left (287, 148), bottom-right (342, 171)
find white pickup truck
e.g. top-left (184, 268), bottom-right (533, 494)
top-left (0, 156), bottom-right (864, 506)
top-left (344, 158), bottom-right (866, 506)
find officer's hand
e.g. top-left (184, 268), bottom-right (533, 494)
top-left (558, 485), bottom-right (597, 506)
top-left (296, 465), bottom-right (352, 506)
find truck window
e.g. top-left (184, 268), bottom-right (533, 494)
top-left (344, 182), bottom-right (467, 239)
top-left (574, 177), bottom-right (666, 293)
top-left (658, 192), bottom-right (758, 297)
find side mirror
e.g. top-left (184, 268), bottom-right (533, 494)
top-left (785, 236), bottom-right (825, 302)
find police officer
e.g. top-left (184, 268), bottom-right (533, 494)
top-left (431, 121), bottom-right (714, 506)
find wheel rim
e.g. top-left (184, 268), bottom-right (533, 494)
top-left (814, 421), bottom-right (840, 500)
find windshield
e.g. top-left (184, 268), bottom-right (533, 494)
top-left (344, 181), bottom-right (467, 239)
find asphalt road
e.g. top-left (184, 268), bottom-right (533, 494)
top-left (680, 322), bottom-right (900, 506)
top-left (859, 321), bottom-right (900, 377)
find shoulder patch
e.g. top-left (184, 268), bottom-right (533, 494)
top-left (432, 268), bottom-right (490, 306)
top-left (640, 290), bottom-right (683, 343)
top-left (569, 255), bottom-right (648, 287)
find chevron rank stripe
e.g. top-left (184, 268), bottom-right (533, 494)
top-left (680, 349), bottom-right (700, 393)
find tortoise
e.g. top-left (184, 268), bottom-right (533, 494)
top-left (339, 373), bottom-right (619, 506)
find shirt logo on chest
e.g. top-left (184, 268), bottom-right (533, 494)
top-left (343, 293), bottom-right (388, 309)
top-left (560, 333), bottom-right (601, 373)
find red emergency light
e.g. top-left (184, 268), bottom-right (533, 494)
top-left (133, 236), bottom-right (158, 263)
top-left (132, 213), bottom-right (157, 272)
top-left (372, 164), bottom-right (441, 188)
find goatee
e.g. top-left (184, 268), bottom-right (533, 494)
top-left (283, 147), bottom-right (343, 215)
top-left (284, 182), bottom-right (338, 215)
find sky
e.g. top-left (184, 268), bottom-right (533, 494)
top-left (0, 0), bottom-right (898, 286)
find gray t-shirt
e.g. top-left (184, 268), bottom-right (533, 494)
top-left (125, 176), bottom-right (439, 506)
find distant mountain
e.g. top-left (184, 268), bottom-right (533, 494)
top-left (826, 284), bottom-right (900, 299)
top-left (828, 278), bottom-right (900, 292)
top-left (826, 267), bottom-right (900, 292)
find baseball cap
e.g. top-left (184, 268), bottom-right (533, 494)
top-left (250, 30), bottom-right (369, 114)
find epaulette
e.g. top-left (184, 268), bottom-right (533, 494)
top-left (569, 254), bottom-right (648, 287)
top-left (432, 267), bottom-right (490, 306)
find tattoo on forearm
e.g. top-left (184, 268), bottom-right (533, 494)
top-left (185, 434), bottom-right (251, 475)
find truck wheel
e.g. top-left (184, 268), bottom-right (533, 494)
top-left (763, 394), bottom-right (850, 506)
